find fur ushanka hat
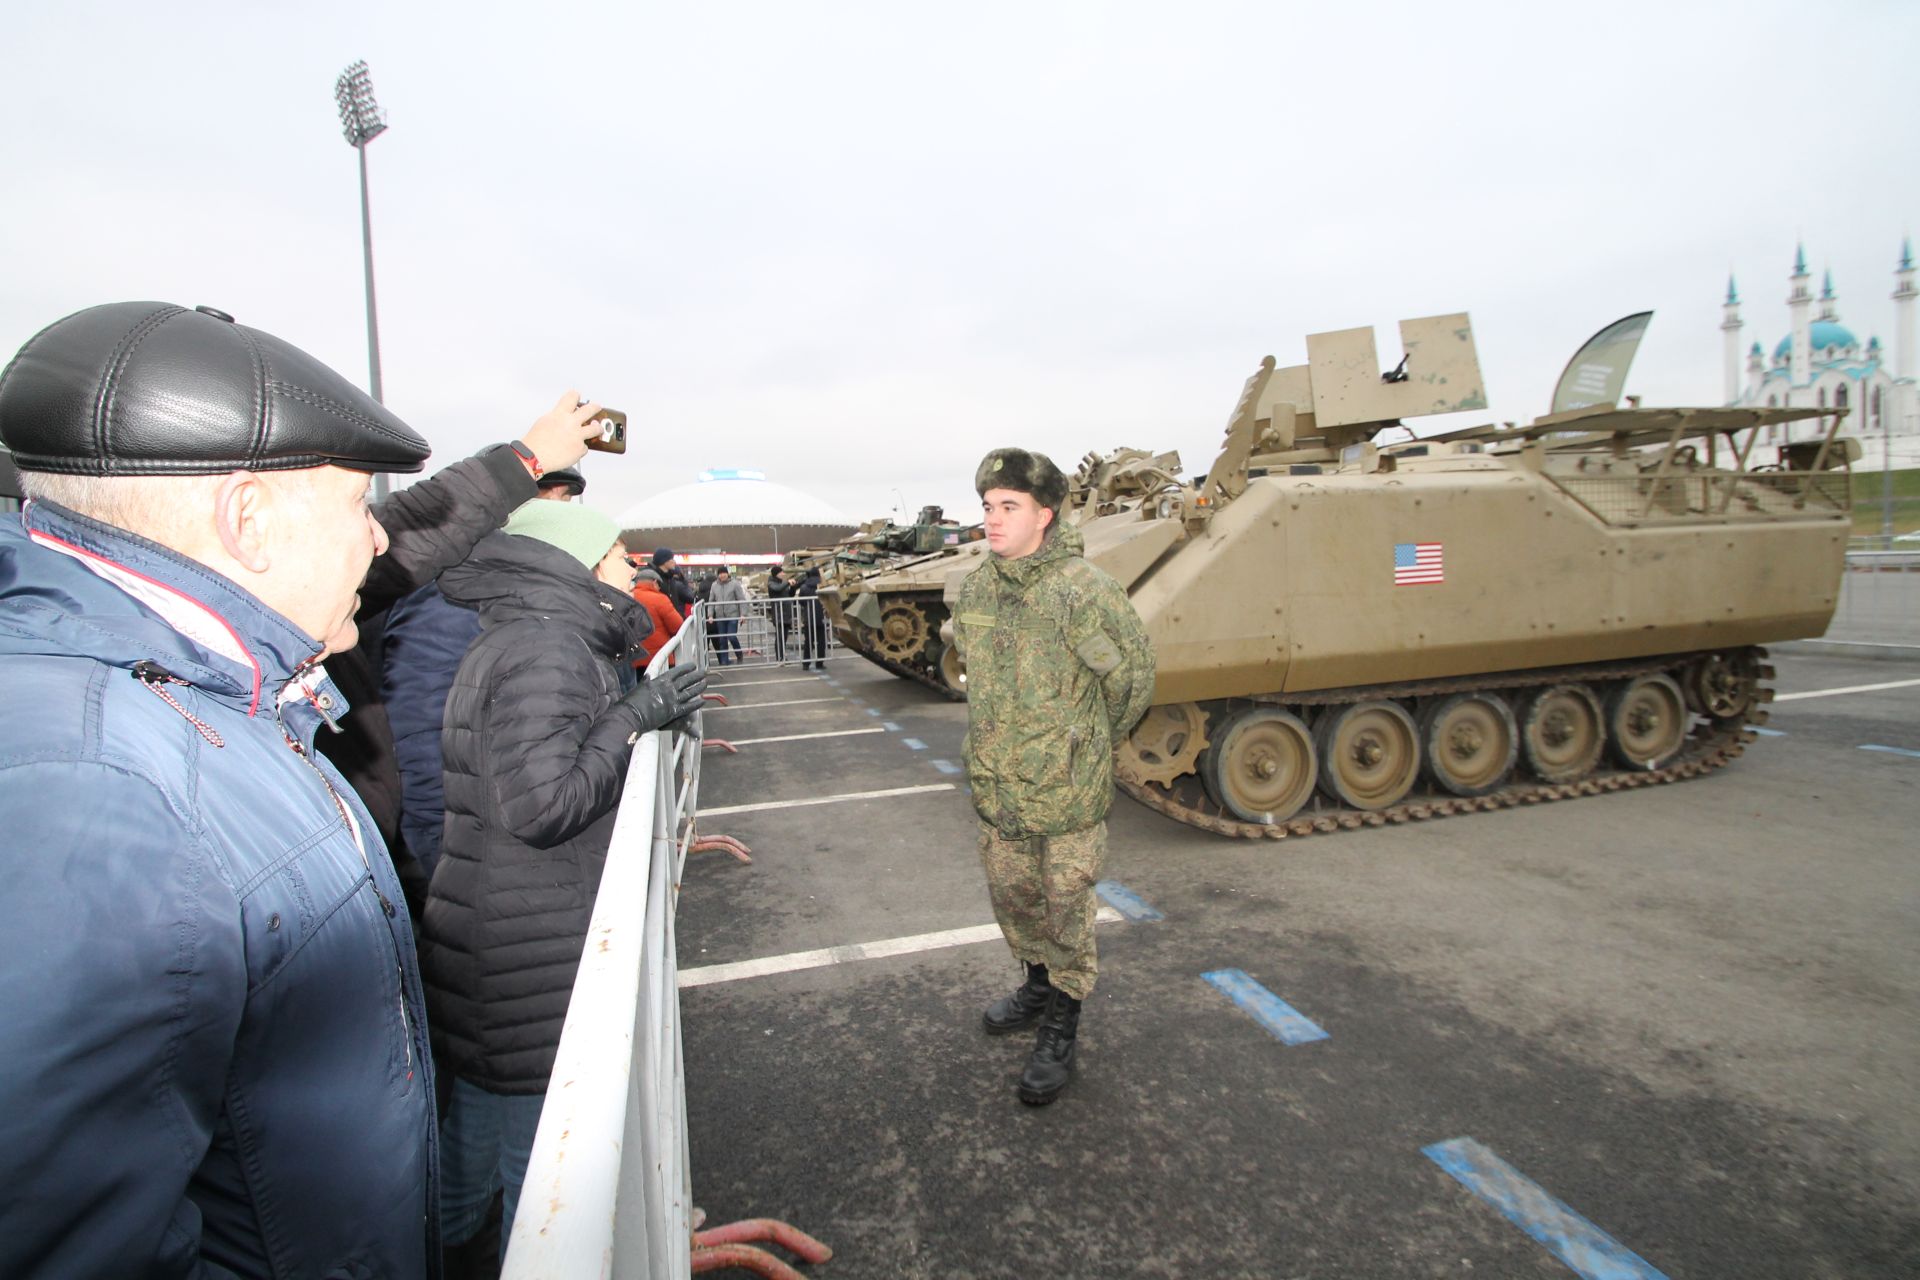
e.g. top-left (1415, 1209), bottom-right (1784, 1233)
top-left (974, 447), bottom-right (1068, 513)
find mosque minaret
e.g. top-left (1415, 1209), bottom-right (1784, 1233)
top-left (1722, 240), bottom-right (1918, 470)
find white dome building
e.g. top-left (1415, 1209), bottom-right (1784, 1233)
top-left (616, 469), bottom-right (856, 565)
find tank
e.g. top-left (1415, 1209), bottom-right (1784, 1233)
top-left (838, 313), bottom-right (1855, 837)
top-left (820, 534), bottom-right (989, 697)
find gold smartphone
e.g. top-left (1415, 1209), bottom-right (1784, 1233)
top-left (584, 407), bottom-right (628, 454)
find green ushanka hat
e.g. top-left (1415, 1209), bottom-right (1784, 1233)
top-left (974, 447), bottom-right (1068, 512)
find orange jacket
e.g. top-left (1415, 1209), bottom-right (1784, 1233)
top-left (631, 579), bottom-right (684, 665)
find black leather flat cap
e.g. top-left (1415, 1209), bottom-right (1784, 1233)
top-left (0, 301), bottom-right (431, 476)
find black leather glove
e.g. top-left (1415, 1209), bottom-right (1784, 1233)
top-left (621, 663), bottom-right (709, 733)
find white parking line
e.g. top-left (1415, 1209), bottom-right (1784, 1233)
top-left (705, 676), bottom-right (820, 688)
top-left (1774, 677), bottom-right (1920, 702)
top-left (701, 783), bottom-right (957, 817)
top-left (702, 697), bottom-right (842, 712)
top-left (725, 727), bottom-right (886, 746)
top-left (679, 907), bottom-right (1125, 988)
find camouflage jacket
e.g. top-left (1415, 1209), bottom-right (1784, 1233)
top-left (955, 522), bottom-right (1155, 837)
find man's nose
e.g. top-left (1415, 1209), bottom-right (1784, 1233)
top-left (369, 511), bottom-right (391, 557)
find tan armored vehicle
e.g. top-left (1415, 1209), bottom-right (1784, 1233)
top-left (837, 313), bottom-right (1853, 837)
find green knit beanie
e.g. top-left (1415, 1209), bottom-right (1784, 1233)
top-left (501, 499), bottom-right (622, 570)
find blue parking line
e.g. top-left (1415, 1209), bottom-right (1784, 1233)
top-left (866, 707), bottom-right (882, 717)
top-left (1860, 743), bottom-right (1920, 759)
top-left (1095, 880), bottom-right (1164, 921)
top-left (902, 738), bottom-right (928, 751)
top-left (882, 721), bottom-right (902, 732)
top-left (1751, 727), bottom-right (1786, 737)
top-left (1423, 1138), bottom-right (1668, 1280)
top-left (930, 759), bottom-right (961, 775)
top-left (1201, 969), bottom-right (1327, 1045)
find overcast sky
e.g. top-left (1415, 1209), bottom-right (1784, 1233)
top-left (4, 1), bottom-right (1916, 528)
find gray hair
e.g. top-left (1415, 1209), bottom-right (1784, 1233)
top-left (19, 469), bottom-right (322, 543)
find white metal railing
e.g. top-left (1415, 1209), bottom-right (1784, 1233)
top-left (702, 593), bottom-right (837, 670)
top-left (501, 603), bottom-right (709, 1279)
top-left (1847, 549), bottom-right (1920, 571)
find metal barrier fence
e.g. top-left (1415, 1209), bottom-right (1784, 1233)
top-left (501, 604), bottom-right (709, 1279)
top-left (703, 593), bottom-right (838, 671)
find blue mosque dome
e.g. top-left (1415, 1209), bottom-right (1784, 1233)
top-left (1772, 320), bottom-right (1857, 360)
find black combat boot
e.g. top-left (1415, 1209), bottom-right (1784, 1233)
top-left (1017, 991), bottom-right (1081, 1106)
top-left (982, 962), bottom-right (1054, 1035)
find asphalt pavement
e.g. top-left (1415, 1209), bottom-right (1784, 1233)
top-left (675, 648), bottom-right (1920, 1279)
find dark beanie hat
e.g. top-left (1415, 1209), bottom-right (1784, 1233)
top-left (541, 467), bottom-right (586, 496)
top-left (0, 301), bottom-right (430, 476)
top-left (651, 547), bottom-right (674, 567)
top-left (975, 447), bottom-right (1068, 512)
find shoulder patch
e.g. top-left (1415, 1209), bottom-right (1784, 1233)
top-left (1074, 631), bottom-right (1123, 676)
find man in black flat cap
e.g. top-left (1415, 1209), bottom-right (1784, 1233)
top-left (537, 465), bottom-right (587, 500)
top-left (0, 301), bottom-right (640, 1279)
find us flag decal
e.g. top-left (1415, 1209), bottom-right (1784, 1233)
top-left (1393, 542), bottom-right (1444, 585)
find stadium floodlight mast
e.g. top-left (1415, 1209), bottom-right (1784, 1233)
top-left (334, 60), bottom-right (391, 497)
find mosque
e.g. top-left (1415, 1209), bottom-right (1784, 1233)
top-left (1721, 240), bottom-right (1918, 469)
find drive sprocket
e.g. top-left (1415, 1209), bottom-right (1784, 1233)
top-left (1117, 701), bottom-right (1209, 787)
top-left (874, 604), bottom-right (931, 662)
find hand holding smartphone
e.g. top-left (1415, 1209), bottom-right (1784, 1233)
top-left (584, 407), bottom-right (628, 454)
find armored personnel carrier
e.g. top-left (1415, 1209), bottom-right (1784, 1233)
top-left (836, 314), bottom-right (1854, 837)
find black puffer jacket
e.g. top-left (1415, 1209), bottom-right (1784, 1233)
top-left (421, 531), bottom-right (652, 1094)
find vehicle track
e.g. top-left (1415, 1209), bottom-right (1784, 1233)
top-left (1117, 649), bottom-right (1772, 840)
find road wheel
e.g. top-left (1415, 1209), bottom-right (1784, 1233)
top-left (1606, 673), bottom-right (1688, 770)
top-left (1201, 707), bottom-right (1317, 825)
top-left (1519, 683), bottom-right (1605, 782)
top-left (938, 642), bottom-right (967, 694)
top-left (1315, 700), bottom-right (1421, 810)
top-left (1419, 692), bottom-right (1518, 797)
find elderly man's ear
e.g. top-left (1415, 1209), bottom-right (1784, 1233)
top-left (213, 471), bottom-right (276, 573)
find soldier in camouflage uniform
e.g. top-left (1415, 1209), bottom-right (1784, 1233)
top-left (954, 448), bottom-right (1154, 1105)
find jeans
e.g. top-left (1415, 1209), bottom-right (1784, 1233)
top-left (711, 618), bottom-right (740, 664)
top-left (440, 1077), bottom-right (547, 1263)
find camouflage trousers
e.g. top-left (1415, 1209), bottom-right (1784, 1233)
top-left (977, 820), bottom-right (1106, 1001)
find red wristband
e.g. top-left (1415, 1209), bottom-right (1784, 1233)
top-left (509, 440), bottom-right (544, 480)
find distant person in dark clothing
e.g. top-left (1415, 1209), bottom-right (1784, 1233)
top-left (423, 500), bottom-right (706, 1266)
top-left (797, 565), bottom-right (829, 670)
top-left (651, 547), bottom-right (696, 613)
top-left (765, 565), bottom-right (795, 661)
